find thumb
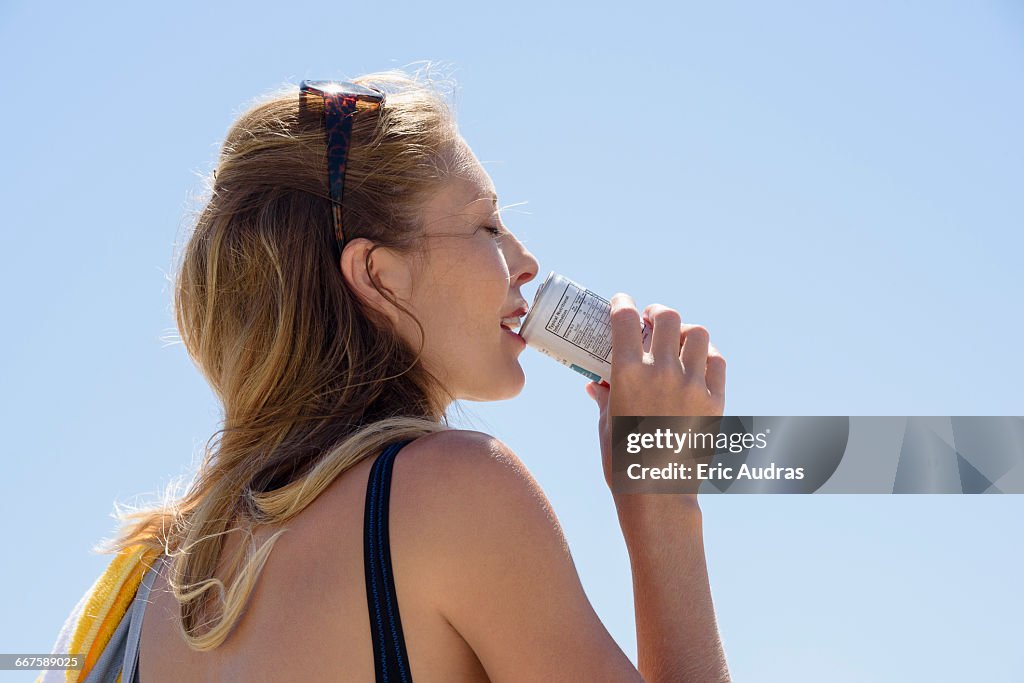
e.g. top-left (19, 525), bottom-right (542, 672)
top-left (585, 380), bottom-right (610, 406)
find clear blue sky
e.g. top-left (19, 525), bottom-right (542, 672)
top-left (2, 1), bottom-right (1021, 681)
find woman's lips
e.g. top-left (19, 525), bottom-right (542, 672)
top-left (501, 324), bottom-right (526, 345)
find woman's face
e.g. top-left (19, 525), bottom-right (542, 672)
top-left (401, 145), bottom-right (540, 402)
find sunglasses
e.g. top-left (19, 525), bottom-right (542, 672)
top-left (299, 80), bottom-right (385, 259)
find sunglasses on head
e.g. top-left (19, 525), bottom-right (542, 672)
top-left (299, 80), bottom-right (385, 260)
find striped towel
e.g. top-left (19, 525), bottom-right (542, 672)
top-left (38, 545), bottom-right (163, 683)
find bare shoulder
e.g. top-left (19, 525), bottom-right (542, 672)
top-left (391, 429), bottom-right (563, 547)
top-left (388, 429), bottom-right (640, 682)
top-left (399, 428), bottom-right (530, 472)
top-left (397, 429), bottom-right (544, 493)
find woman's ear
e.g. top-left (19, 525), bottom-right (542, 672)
top-left (338, 237), bottom-right (414, 326)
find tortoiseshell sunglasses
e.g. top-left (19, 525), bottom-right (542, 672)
top-left (299, 80), bottom-right (385, 258)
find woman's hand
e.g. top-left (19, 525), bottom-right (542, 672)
top-left (585, 293), bottom-right (727, 492)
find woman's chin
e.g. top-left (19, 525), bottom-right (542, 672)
top-left (460, 364), bottom-right (526, 402)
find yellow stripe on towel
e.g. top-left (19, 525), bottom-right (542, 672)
top-left (66, 545), bottom-right (161, 683)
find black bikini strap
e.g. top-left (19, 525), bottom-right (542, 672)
top-left (364, 439), bottom-right (415, 683)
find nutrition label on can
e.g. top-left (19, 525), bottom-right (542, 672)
top-left (544, 282), bottom-right (613, 360)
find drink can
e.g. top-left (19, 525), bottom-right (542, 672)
top-left (519, 271), bottom-right (649, 384)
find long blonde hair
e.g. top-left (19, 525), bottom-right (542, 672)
top-left (102, 67), bottom-right (473, 650)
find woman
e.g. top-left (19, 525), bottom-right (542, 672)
top-left (47, 69), bottom-right (730, 682)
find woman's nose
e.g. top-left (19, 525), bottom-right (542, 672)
top-left (511, 244), bottom-right (539, 288)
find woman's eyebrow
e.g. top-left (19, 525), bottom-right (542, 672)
top-left (465, 192), bottom-right (499, 215)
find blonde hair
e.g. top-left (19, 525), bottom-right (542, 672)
top-left (102, 66), bottom-right (474, 650)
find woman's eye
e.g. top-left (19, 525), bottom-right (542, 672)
top-left (483, 226), bottom-right (505, 238)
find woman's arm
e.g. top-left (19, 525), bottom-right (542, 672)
top-left (585, 293), bottom-right (732, 681)
top-left (615, 494), bottom-right (730, 682)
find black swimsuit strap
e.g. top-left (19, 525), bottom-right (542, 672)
top-left (364, 439), bottom-right (415, 683)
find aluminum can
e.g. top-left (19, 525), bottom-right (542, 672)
top-left (519, 271), bottom-right (649, 384)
